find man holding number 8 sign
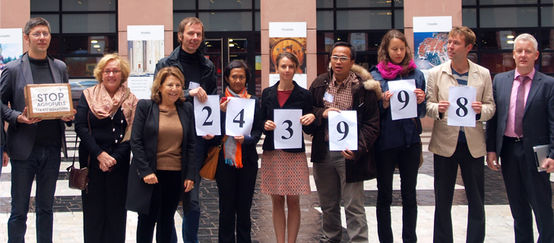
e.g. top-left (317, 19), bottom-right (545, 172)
top-left (309, 42), bottom-right (380, 243)
top-left (426, 26), bottom-right (495, 243)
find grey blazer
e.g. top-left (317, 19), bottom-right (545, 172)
top-left (0, 53), bottom-right (69, 160)
top-left (486, 70), bottom-right (554, 162)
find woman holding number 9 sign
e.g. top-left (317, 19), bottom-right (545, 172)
top-left (260, 52), bottom-right (315, 243)
top-left (369, 30), bottom-right (426, 243)
top-left (208, 60), bottom-right (263, 242)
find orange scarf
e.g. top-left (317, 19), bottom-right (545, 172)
top-left (223, 87), bottom-right (251, 168)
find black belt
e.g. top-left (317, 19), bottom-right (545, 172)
top-left (504, 136), bottom-right (523, 143)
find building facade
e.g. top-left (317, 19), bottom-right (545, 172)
top-left (0, 0), bottom-right (552, 95)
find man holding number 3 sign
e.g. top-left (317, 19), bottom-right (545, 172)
top-left (426, 26), bottom-right (495, 243)
top-left (309, 42), bottom-right (380, 243)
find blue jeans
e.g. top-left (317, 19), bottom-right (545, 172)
top-left (182, 175), bottom-right (201, 243)
top-left (8, 145), bottom-right (61, 243)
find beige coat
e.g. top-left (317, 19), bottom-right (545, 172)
top-left (426, 60), bottom-right (496, 158)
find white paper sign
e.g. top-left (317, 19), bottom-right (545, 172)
top-left (328, 110), bottom-right (358, 151)
top-left (274, 109), bottom-right (302, 149)
top-left (127, 76), bottom-right (154, 100)
top-left (194, 95), bottom-right (221, 136)
top-left (413, 16), bottom-right (453, 32)
top-left (388, 79), bottom-right (417, 120)
top-left (269, 22), bottom-right (307, 38)
top-left (225, 97), bottom-right (255, 136)
top-left (447, 86), bottom-right (476, 127)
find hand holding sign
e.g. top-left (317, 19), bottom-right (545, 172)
top-left (447, 86), bottom-right (476, 127)
top-left (388, 79), bottom-right (417, 120)
top-left (225, 97), bottom-right (255, 136)
top-left (194, 95), bottom-right (221, 136)
top-left (274, 109), bottom-right (302, 149)
top-left (328, 110), bottom-right (358, 151)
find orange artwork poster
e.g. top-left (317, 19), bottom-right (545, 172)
top-left (269, 37), bottom-right (307, 74)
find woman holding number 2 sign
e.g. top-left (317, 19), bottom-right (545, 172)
top-left (369, 30), bottom-right (426, 243)
top-left (260, 52), bottom-right (315, 243)
top-left (208, 60), bottom-right (263, 243)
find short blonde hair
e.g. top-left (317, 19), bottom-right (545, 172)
top-left (93, 53), bottom-right (130, 83)
top-left (151, 66), bottom-right (186, 104)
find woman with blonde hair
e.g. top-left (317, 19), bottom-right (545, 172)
top-left (75, 53), bottom-right (138, 243)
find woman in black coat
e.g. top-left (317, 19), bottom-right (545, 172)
top-left (75, 53), bottom-right (138, 243)
top-left (126, 66), bottom-right (196, 243)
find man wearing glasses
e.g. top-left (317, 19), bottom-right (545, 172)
top-left (309, 42), bottom-right (380, 242)
top-left (0, 17), bottom-right (74, 243)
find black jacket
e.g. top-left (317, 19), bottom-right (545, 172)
top-left (126, 99), bottom-right (196, 214)
top-left (154, 46), bottom-right (217, 101)
top-left (75, 95), bottom-right (130, 172)
top-left (260, 81), bottom-right (314, 153)
top-left (309, 64), bottom-right (381, 182)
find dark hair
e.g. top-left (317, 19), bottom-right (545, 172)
top-left (449, 26), bottom-right (476, 47)
top-left (223, 60), bottom-right (251, 86)
top-left (275, 52), bottom-right (299, 69)
top-left (151, 66), bottom-right (186, 104)
top-left (24, 17), bottom-right (51, 35)
top-left (330, 41), bottom-right (356, 61)
top-left (377, 29), bottom-right (413, 66)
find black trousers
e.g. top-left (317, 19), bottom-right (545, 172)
top-left (433, 142), bottom-right (485, 243)
top-left (137, 170), bottom-right (182, 243)
top-left (376, 144), bottom-right (420, 243)
top-left (500, 137), bottom-right (554, 243)
top-left (215, 158), bottom-right (258, 243)
top-left (82, 161), bottom-right (128, 243)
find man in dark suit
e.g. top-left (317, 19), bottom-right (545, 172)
top-left (0, 17), bottom-right (74, 243)
top-left (486, 33), bottom-right (554, 243)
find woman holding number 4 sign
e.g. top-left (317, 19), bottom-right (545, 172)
top-left (369, 30), bottom-right (426, 243)
top-left (206, 60), bottom-right (262, 243)
top-left (260, 52), bottom-right (315, 243)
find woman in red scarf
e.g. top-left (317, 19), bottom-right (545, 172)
top-left (370, 30), bottom-right (426, 243)
top-left (209, 60), bottom-right (262, 242)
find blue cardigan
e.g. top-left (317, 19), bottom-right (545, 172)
top-left (370, 67), bottom-right (426, 151)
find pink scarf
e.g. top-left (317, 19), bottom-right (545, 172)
top-left (377, 60), bottom-right (417, 80)
top-left (83, 83), bottom-right (138, 141)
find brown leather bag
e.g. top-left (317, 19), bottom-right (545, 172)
top-left (199, 145), bottom-right (221, 180)
top-left (67, 112), bottom-right (91, 191)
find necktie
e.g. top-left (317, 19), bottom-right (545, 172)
top-left (514, 76), bottom-right (530, 137)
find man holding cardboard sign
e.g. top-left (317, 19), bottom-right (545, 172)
top-left (0, 17), bottom-right (74, 243)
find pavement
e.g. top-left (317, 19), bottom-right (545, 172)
top-left (0, 129), bottom-right (553, 242)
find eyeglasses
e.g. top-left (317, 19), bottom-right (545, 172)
top-left (331, 55), bottom-right (350, 62)
top-left (30, 31), bottom-right (50, 38)
top-left (103, 70), bottom-right (121, 75)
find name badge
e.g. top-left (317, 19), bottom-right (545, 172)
top-left (323, 92), bottom-right (334, 103)
top-left (188, 81), bottom-right (200, 90)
